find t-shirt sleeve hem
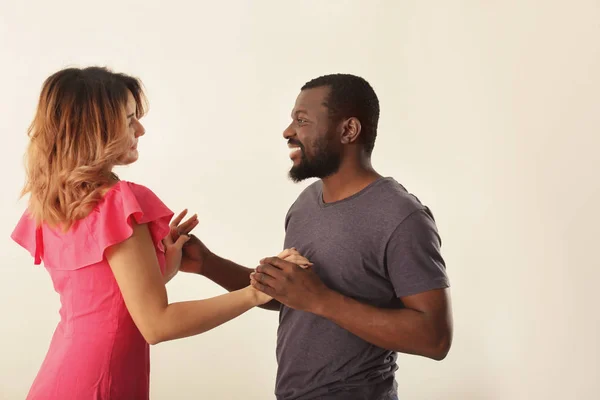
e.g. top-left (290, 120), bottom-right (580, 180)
top-left (393, 277), bottom-right (450, 298)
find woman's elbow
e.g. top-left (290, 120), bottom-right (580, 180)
top-left (146, 335), bottom-right (162, 346)
top-left (141, 329), bottom-right (163, 345)
top-left (138, 322), bottom-right (167, 345)
top-left (133, 309), bottom-right (170, 345)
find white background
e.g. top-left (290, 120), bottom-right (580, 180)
top-left (1, 1), bottom-right (599, 399)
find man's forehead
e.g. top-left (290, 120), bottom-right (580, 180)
top-left (293, 86), bottom-right (330, 113)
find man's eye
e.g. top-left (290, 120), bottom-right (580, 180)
top-left (297, 118), bottom-right (307, 124)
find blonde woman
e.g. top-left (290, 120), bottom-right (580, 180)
top-left (11, 66), bottom-right (310, 400)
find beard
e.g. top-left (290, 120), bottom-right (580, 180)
top-left (289, 133), bottom-right (342, 183)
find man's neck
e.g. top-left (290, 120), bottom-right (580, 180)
top-left (321, 160), bottom-right (382, 203)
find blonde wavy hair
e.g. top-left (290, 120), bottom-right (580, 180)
top-left (21, 66), bottom-right (148, 229)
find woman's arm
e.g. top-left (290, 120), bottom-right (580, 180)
top-left (105, 221), bottom-right (269, 345)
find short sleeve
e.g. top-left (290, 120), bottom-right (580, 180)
top-left (85, 181), bottom-right (174, 263)
top-left (385, 208), bottom-right (450, 298)
top-left (11, 212), bottom-right (43, 264)
top-left (10, 181), bottom-right (174, 270)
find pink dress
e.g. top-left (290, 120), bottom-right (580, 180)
top-left (11, 181), bottom-right (173, 400)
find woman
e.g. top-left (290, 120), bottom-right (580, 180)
top-left (11, 66), bottom-right (310, 399)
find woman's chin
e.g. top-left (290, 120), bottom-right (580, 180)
top-left (117, 150), bottom-right (139, 166)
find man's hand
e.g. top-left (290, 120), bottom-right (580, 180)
top-left (253, 256), bottom-right (452, 359)
top-left (180, 234), bottom-right (213, 275)
top-left (250, 256), bottom-right (330, 313)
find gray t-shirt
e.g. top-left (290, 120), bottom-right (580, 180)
top-left (276, 177), bottom-right (449, 400)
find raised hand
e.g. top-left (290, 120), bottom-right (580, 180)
top-left (162, 209), bottom-right (198, 281)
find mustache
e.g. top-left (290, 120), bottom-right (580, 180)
top-left (288, 140), bottom-right (304, 150)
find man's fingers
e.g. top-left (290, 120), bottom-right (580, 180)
top-left (251, 280), bottom-right (276, 296)
top-left (260, 256), bottom-right (296, 271)
top-left (252, 271), bottom-right (277, 287)
top-left (251, 272), bottom-right (277, 290)
top-left (256, 263), bottom-right (286, 280)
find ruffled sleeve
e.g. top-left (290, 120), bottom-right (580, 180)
top-left (11, 181), bottom-right (174, 270)
top-left (11, 212), bottom-right (43, 265)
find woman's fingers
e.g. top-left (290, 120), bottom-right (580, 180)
top-left (276, 248), bottom-right (312, 268)
top-left (277, 248), bottom-right (292, 259)
top-left (170, 209), bottom-right (189, 229)
top-left (277, 247), bottom-right (300, 259)
top-left (169, 214), bottom-right (198, 243)
top-left (166, 210), bottom-right (197, 245)
top-left (174, 234), bottom-right (191, 249)
top-left (177, 215), bottom-right (198, 235)
top-left (284, 255), bottom-right (313, 268)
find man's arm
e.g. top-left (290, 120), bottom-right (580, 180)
top-left (251, 208), bottom-right (452, 359)
top-left (315, 288), bottom-right (452, 360)
top-left (180, 235), bottom-right (281, 311)
top-left (252, 259), bottom-right (452, 359)
top-left (202, 252), bottom-right (282, 311)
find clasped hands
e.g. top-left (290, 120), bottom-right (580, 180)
top-left (165, 209), bottom-right (331, 313)
top-left (250, 248), bottom-right (330, 314)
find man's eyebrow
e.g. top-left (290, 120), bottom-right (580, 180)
top-left (292, 109), bottom-right (308, 118)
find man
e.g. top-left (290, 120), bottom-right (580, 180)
top-left (181, 74), bottom-right (452, 400)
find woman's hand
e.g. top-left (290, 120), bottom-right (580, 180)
top-left (277, 247), bottom-right (313, 268)
top-left (248, 285), bottom-right (274, 305)
top-left (163, 209), bottom-right (198, 282)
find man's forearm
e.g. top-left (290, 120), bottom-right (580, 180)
top-left (202, 253), bottom-right (253, 292)
top-left (202, 253), bottom-right (281, 311)
top-left (315, 290), bottom-right (451, 360)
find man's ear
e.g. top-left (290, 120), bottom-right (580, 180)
top-left (340, 117), bottom-right (362, 144)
